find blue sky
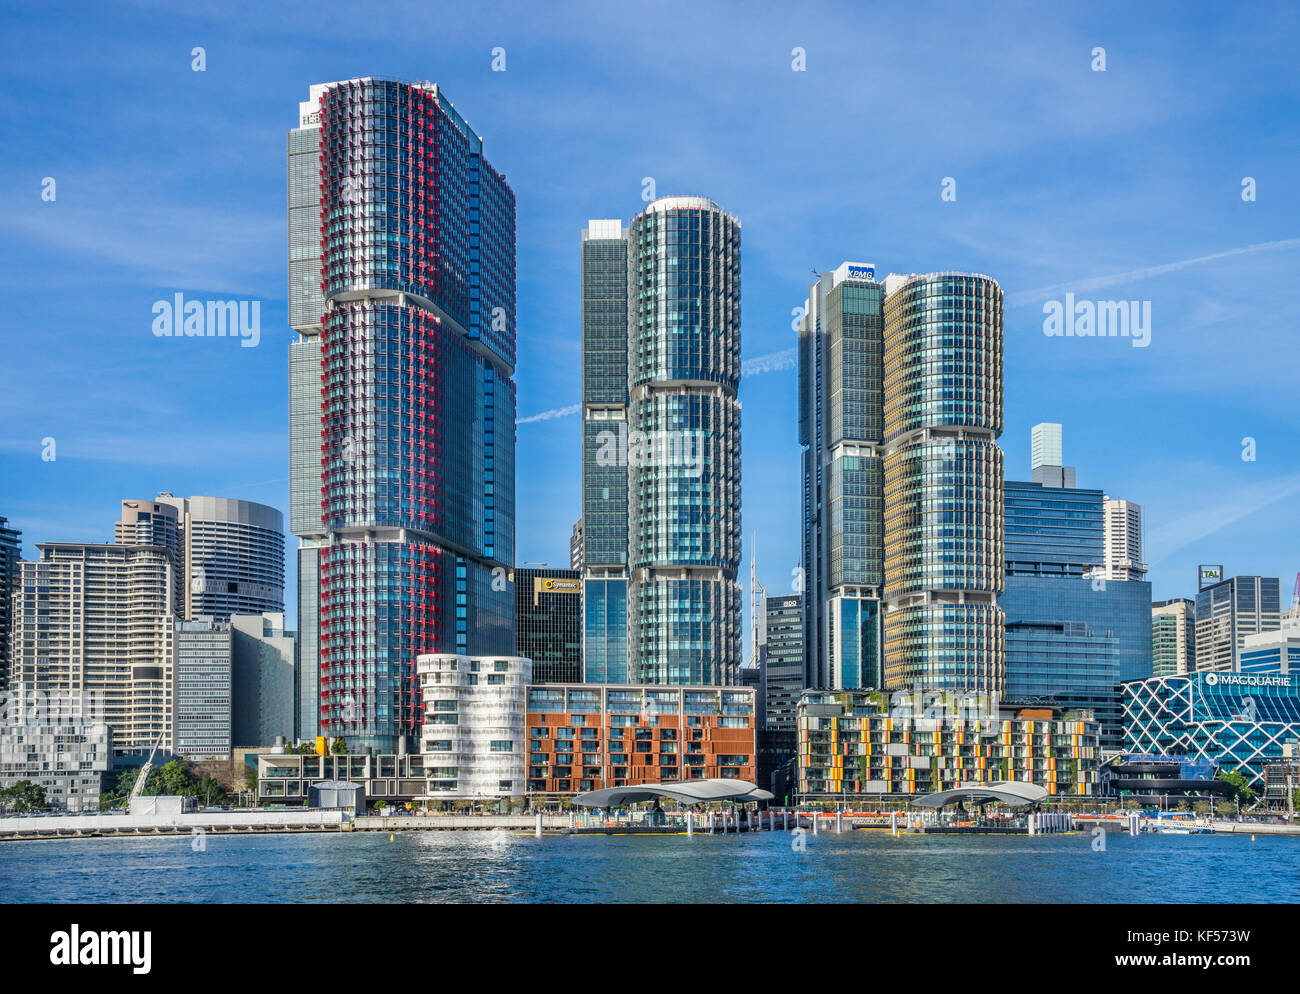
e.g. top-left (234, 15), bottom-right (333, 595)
top-left (2, 0), bottom-right (1298, 634)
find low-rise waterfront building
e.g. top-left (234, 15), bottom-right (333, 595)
top-left (0, 718), bottom-right (112, 812)
top-left (1123, 672), bottom-right (1300, 790)
top-left (524, 683), bottom-right (756, 798)
top-left (417, 654), bottom-right (531, 800)
top-left (796, 689), bottom-right (1100, 800)
top-left (257, 751), bottom-right (427, 806)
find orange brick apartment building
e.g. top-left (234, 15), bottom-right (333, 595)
top-left (525, 684), bottom-right (757, 797)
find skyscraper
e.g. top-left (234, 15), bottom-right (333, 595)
top-left (579, 219), bottom-right (629, 683)
top-left (798, 262), bottom-right (884, 692)
top-left (1001, 477), bottom-right (1151, 748)
top-left (1101, 497), bottom-right (1146, 582)
top-left (626, 197), bottom-right (742, 686)
top-left (1195, 575), bottom-right (1283, 672)
top-left (881, 273), bottom-right (1005, 695)
top-left (175, 618), bottom-right (234, 759)
top-left (1152, 598), bottom-right (1195, 677)
top-left (764, 593), bottom-right (804, 731)
top-left (1030, 422), bottom-right (1076, 488)
top-left (0, 517), bottom-right (21, 691)
top-left (117, 495), bottom-right (285, 621)
top-left (11, 543), bottom-right (175, 758)
top-left (289, 78), bottom-right (517, 752)
top-left (513, 567), bottom-right (582, 683)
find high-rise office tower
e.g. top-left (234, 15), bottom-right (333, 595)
top-left (569, 517), bottom-right (584, 571)
top-left (117, 495), bottom-right (284, 621)
top-left (513, 567), bottom-right (582, 683)
top-left (0, 517), bottom-right (21, 691)
top-left (231, 612), bottom-right (296, 748)
top-left (798, 263), bottom-right (885, 692)
top-left (626, 197), bottom-right (742, 685)
top-left (1195, 575), bottom-right (1282, 672)
top-left (764, 593), bottom-right (804, 731)
top-left (1101, 497), bottom-right (1146, 582)
top-left (881, 273), bottom-right (1005, 694)
top-left (1001, 474), bottom-right (1151, 748)
top-left (1152, 598), bottom-right (1195, 677)
top-left (1030, 422), bottom-right (1076, 488)
top-left (10, 543), bottom-right (176, 758)
top-left (175, 618), bottom-right (234, 759)
top-left (289, 78), bottom-right (517, 751)
top-left (580, 219), bottom-right (630, 683)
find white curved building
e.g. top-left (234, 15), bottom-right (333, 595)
top-left (417, 654), bottom-right (531, 799)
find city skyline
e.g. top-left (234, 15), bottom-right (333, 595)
top-left (3, 3), bottom-right (1299, 642)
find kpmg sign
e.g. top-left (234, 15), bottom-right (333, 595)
top-left (846, 264), bottom-right (875, 280)
top-left (1204, 672), bottom-right (1292, 689)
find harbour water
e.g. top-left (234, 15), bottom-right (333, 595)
top-left (3, 829), bottom-right (1298, 903)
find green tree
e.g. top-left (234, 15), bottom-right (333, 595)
top-left (1215, 769), bottom-right (1257, 805)
top-left (0, 780), bottom-right (49, 813)
top-left (330, 737), bottom-right (347, 755)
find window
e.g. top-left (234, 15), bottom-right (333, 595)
top-left (490, 740), bottom-right (513, 752)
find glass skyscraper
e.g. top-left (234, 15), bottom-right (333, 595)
top-left (1001, 474), bottom-right (1152, 749)
top-left (580, 219), bottom-right (630, 683)
top-left (881, 273), bottom-right (1005, 695)
top-left (289, 78), bottom-right (516, 752)
top-left (513, 567), bottom-right (582, 683)
top-left (798, 263), bottom-right (884, 693)
top-left (626, 197), bottom-right (742, 686)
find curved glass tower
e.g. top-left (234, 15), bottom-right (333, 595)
top-left (881, 273), bottom-right (1004, 694)
top-left (626, 197), bottom-right (741, 685)
top-left (293, 78), bottom-right (516, 752)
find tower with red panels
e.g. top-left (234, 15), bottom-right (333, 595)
top-left (292, 78), bottom-right (516, 753)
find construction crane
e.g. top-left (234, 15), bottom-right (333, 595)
top-left (1288, 572), bottom-right (1300, 621)
top-left (128, 732), bottom-right (167, 802)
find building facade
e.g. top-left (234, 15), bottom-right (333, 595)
top-left (10, 544), bottom-right (175, 758)
top-left (579, 218), bottom-right (630, 684)
top-left (290, 78), bottom-right (517, 752)
top-left (798, 262), bottom-right (885, 693)
top-left (512, 568), bottom-right (581, 683)
top-left (1100, 497), bottom-right (1146, 582)
top-left (525, 683), bottom-right (756, 796)
top-left (1001, 474), bottom-right (1151, 750)
top-left (1195, 575), bottom-right (1282, 673)
top-left (417, 654), bottom-right (531, 799)
top-left (796, 690), bottom-right (1100, 799)
top-left (118, 495), bottom-right (285, 621)
top-left (0, 718), bottom-right (112, 813)
top-left (1152, 598), bottom-right (1196, 677)
top-left (0, 516), bottom-right (20, 691)
top-left (1239, 619), bottom-right (1300, 675)
top-left (881, 273), bottom-right (1005, 694)
top-left (764, 594), bottom-right (804, 731)
top-left (231, 612), bottom-right (296, 747)
top-left (1124, 672), bottom-right (1300, 789)
top-left (626, 197), bottom-right (742, 686)
top-left (175, 618), bottom-right (234, 759)
top-left (1029, 422), bottom-right (1076, 488)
